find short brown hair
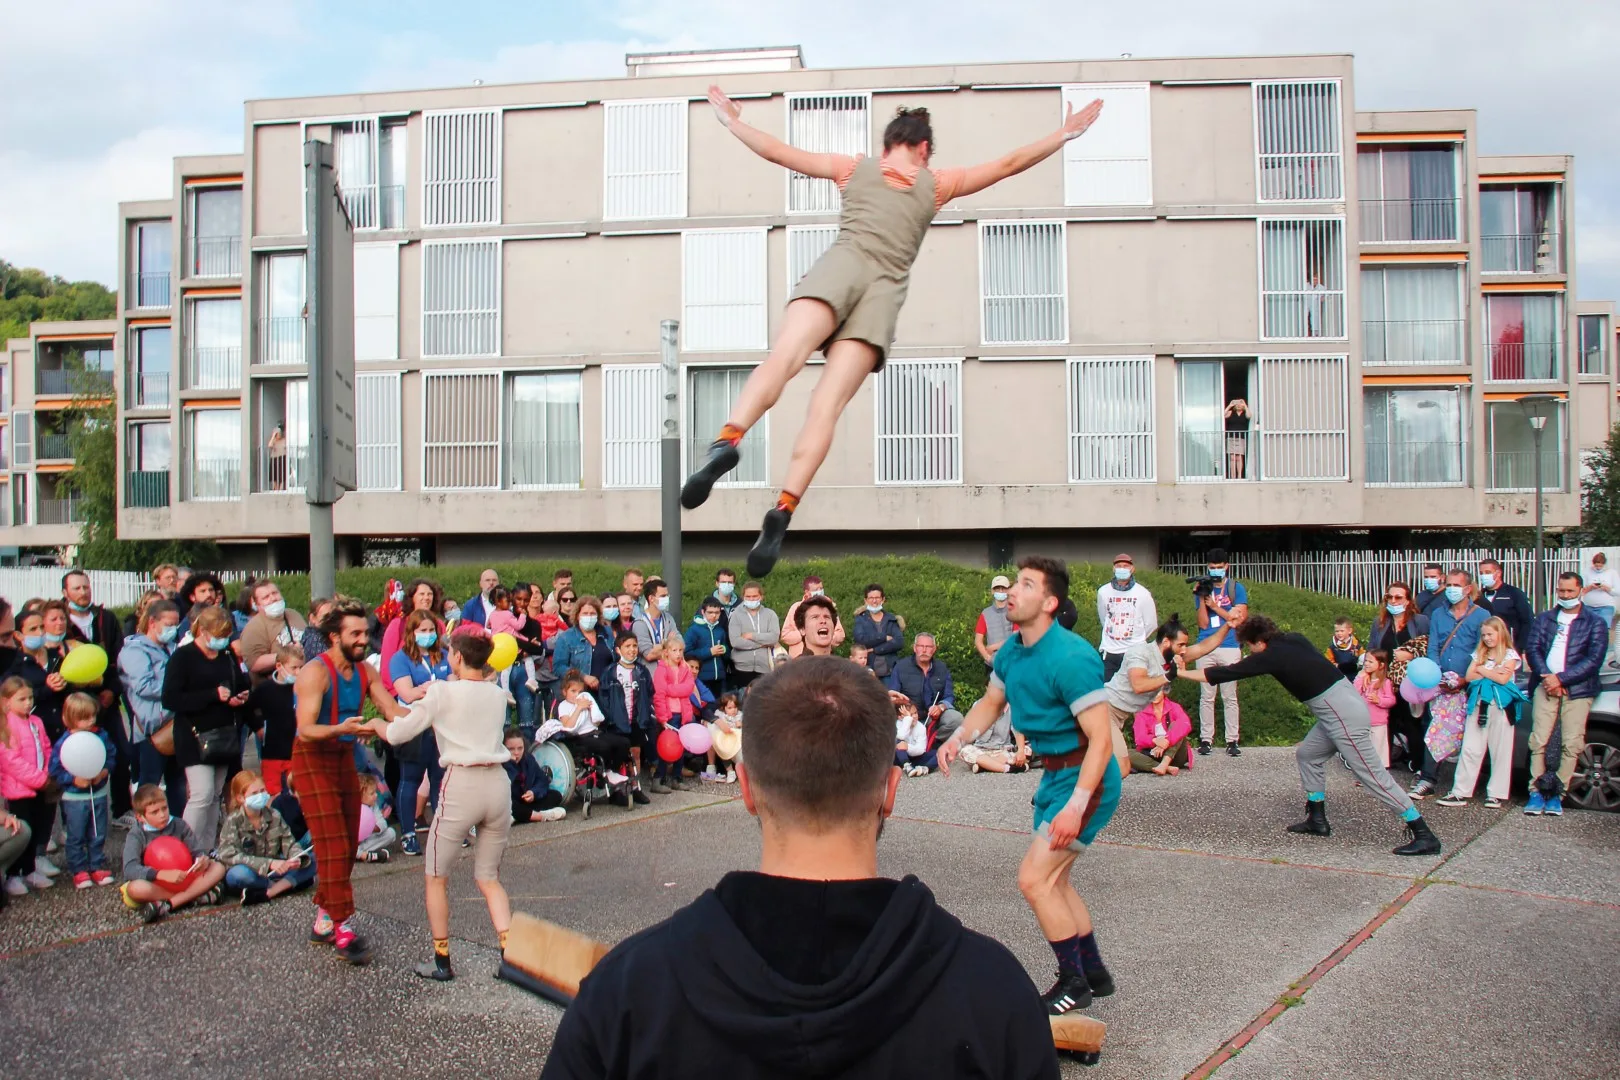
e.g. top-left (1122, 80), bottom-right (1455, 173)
top-left (319, 595), bottom-right (368, 642)
top-left (63, 692), bottom-right (99, 729)
top-left (741, 656), bottom-right (896, 826)
top-left (883, 106), bottom-right (933, 153)
top-left (794, 594), bottom-right (838, 630)
top-left (273, 644), bottom-right (305, 669)
top-left (1018, 555), bottom-right (1070, 610)
top-left (449, 626), bottom-right (494, 670)
top-left (132, 784), bottom-right (168, 812)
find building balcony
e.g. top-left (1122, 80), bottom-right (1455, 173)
top-left (125, 470), bottom-right (170, 509)
top-left (37, 433), bottom-right (74, 461)
top-left (1486, 342), bottom-right (1561, 383)
top-left (1364, 439), bottom-right (1466, 488)
top-left (36, 368), bottom-right (115, 397)
top-left (130, 372), bottom-right (171, 409)
top-left (189, 346), bottom-right (241, 390)
top-left (1177, 429), bottom-right (1258, 482)
top-left (187, 458), bottom-right (242, 501)
top-left (1358, 198), bottom-right (1460, 244)
top-left (1363, 319), bottom-right (1466, 366)
top-left (1481, 232), bottom-right (1562, 274)
top-left (259, 318), bottom-right (304, 366)
top-left (128, 271), bottom-right (171, 309)
top-left (254, 445), bottom-right (309, 494)
top-left (1488, 450), bottom-right (1566, 493)
top-left (191, 236), bottom-right (242, 279)
top-left (37, 496), bottom-right (87, 526)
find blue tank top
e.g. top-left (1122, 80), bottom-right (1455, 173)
top-left (299, 655), bottom-right (366, 744)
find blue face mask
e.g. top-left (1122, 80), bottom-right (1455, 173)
top-left (44, 632), bottom-right (65, 646)
top-left (602, 606), bottom-right (620, 622)
top-left (867, 603), bottom-right (884, 614)
top-left (1444, 585), bottom-right (1465, 604)
top-left (157, 624), bottom-right (179, 645)
top-left (742, 599), bottom-right (761, 611)
top-left (206, 636), bottom-right (230, 651)
top-left (1422, 577), bottom-right (1441, 592)
top-left (141, 820), bottom-right (163, 833)
top-left (1387, 603), bottom-right (1407, 616)
top-left (992, 591), bottom-right (1008, 603)
top-left (1208, 568), bottom-right (1226, 580)
top-left (415, 631), bottom-right (438, 648)
top-left (69, 600), bottom-right (91, 613)
top-left (244, 792), bottom-right (272, 811)
top-left (717, 583), bottom-right (735, 598)
top-left (1557, 596), bottom-right (1582, 611)
top-left (1114, 567), bottom-right (1132, 582)
top-left (1479, 573), bottom-right (1496, 589)
top-left (578, 615), bottom-right (599, 631)
top-left (22, 634), bottom-right (43, 651)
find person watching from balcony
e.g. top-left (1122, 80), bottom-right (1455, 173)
top-left (267, 422), bottom-right (287, 491)
top-left (1224, 399), bottom-right (1251, 480)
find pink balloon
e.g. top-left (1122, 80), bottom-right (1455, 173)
top-left (679, 722), bottom-right (712, 755)
top-left (357, 803), bottom-right (376, 843)
top-left (1399, 679), bottom-right (1440, 707)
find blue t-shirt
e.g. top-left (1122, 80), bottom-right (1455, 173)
top-left (990, 624), bottom-right (1108, 756)
top-left (388, 650), bottom-right (451, 704)
top-left (1195, 579), bottom-right (1249, 648)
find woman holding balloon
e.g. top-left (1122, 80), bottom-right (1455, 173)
top-left (7, 603), bottom-right (75, 740)
top-left (1366, 582), bottom-right (1430, 774)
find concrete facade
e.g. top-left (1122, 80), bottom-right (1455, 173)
top-left (5, 47), bottom-right (1608, 565)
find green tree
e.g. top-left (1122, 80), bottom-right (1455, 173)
top-left (0, 258), bottom-right (116, 342)
top-left (1572, 423), bottom-right (1620, 546)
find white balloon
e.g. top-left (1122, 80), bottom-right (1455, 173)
top-left (59, 730), bottom-right (106, 781)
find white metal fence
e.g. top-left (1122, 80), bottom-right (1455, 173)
top-left (1160, 548), bottom-right (1591, 607)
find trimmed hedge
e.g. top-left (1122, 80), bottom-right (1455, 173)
top-left (243, 555), bottom-right (1375, 746)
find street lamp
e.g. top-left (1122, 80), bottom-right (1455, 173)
top-left (1518, 393), bottom-right (1560, 610)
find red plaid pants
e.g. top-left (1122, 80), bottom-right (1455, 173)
top-left (291, 737), bottom-right (360, 923)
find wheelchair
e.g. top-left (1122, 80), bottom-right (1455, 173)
top-left (532, 736), bottom-right (623, 819)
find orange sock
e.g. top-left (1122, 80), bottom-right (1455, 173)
top-left (717, 423), bottom-right (746, 448)
top-left (775, 490), bottom-right (801, 514)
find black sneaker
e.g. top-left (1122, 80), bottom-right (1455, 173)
top-left (1197, 740), bottom-right (1212, 756)
top-left (363, 849), bottom-right (391, 864)
top-left (414, 955), bottom-right (455, 982)
top-left (609, 791), bottom-right (630, 808)
top-left (631, 788), bottom-right (651, 805)
top-left (240, 887), bottom-right (270, 907)
top-left (1226, 742), bottom-right (1241, 757)
top-left (746, 507), bottom-right (793, 579)
top-left (1085, 963), bottom-right (1116, 998)
top-left (139, 899), bottom-right (171, 924)
top-left (1041, 971), bottom-right (1093, 1015)
top-left (681, 440), bottom-right (742, 510)
top-left (334, 926), bottom-right (371, 965)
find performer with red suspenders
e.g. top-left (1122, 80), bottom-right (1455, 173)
top-left (292, 596), bottom-right (404, 964)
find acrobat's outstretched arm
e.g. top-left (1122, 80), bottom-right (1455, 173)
top-left (953, 98), bottom-right (1105, 199)
top-left (708, 85), bottom-right (847, 180)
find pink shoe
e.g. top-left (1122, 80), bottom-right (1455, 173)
top-left (73, 871), bottom-right (93, 890)
top-left (332, 919), bottom-right (371, 965)
top-left (91, 870), bottom-right (115, 886)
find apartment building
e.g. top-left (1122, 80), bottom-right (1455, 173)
top-left (0, 319), bottom-right (118, 556)
top-left (51, 46), bottom-right (1620, 568)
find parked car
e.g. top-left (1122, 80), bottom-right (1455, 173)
top-left (1568, 665), bottom-right (1620, 812)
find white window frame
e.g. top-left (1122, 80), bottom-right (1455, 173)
top-left (1061, 83), bottom-right (1152, 207)
top-left (420, 238), bottom-right (501, 359)
top-left (786, 224), bottom-right (838, 293)
top-left (1363, 386), bottom-right (1468, 489)
top-left (602, 98), bottom-right (689, 222)
top-left (1486, 399), bottom-right (1567, 494)
top-left (784, 91), bottom-right (870, 214)
top-left (681, 228), bottom-right (769, 353)
top-left (1253, 79), bottom-right (1344, 203)
top-left (602, 363), bottom-right (663, 489)
top-left (681, 362), bottom-right (769, 490)
top-left (979, 220), bottom-right (1069, 346)
top-left (1578, 314), bottom-right (1609, 377)
top-left (873, 357), bottom-right (963, 486)
top-left (355, 370), bottom-right (403, 492)
top-left (185, 407), bottom-right (242, 502)
top-left (1066, 356), bottom-right (1156, 484)
top-left (1359, 263), bottom-right (1468, 366)
top-left (1357, 144), bottom-right (1461, 244)
top-left (506, 369), bottom-right (584, 492)
top-left (420, 108), bottom-right (502, 228)
top-left (1257, 216), bottom-right (1348, 342)
top-left (1256, 354), bottom-right (1350, 482)
top-left (420, 369), bottom-right (502, 491)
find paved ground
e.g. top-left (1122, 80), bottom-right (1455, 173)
top-left (2, 749), bottom-right (1616, 1079)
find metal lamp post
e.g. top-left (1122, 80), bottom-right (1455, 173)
top-left (1518, 393), bottom-right (1559, 610)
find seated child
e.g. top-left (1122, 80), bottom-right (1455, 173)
top-left (356, 773), bottom-right (397, 864)
top-left (704, 694), bottom-right (743, 785)
top-left (120, 783), bottom-right (227, 923)
top-left (686, 657), bottom-right (719, 722)
top-left (1131, 690), bottom-right (1193, 776)
top-left (248, 645), bottom-right (301, 794)
top-left (895, 700), bottom-right (936, 778)
top-left (49, 692), bottom-right (117, 888)
top-left (545, 671), bottom-right (632, 778)
top-left (1326, 617), bottom-right (1362, 682)
top-left (505, 730), bottom-right (566, 824)
top-left (217, 769), bottom-right (313, 905)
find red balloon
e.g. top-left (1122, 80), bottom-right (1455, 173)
top-left (143, 834), bottom-right (197, 893)
top-left (656, 728), bottom-right (684, 763)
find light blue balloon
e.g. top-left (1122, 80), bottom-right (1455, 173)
top-left (1404, 657), bottom-right (1442, 690)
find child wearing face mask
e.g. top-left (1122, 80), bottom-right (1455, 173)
top-left (217, 769), bottom-right (313, 905)
top-left (120, 783), bottom-right (226, 923)
top-left (1, 677), bottom-right (55, 894)
top-left (249, 646), bottom-right (303, 795)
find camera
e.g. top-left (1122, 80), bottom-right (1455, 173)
top-left (1186, 575), bottom-right (1219, 597)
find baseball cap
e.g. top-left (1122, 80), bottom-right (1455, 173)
top-left (1112, 553), bottom-right (1134, 566)
top-left (990, 574), bottom-right (1011, 589)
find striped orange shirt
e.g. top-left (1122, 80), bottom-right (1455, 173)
top-left (828, 154), bottom-right (967, 212)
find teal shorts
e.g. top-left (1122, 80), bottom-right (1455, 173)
top-left (1032, 757), bottom-right (1122, 854)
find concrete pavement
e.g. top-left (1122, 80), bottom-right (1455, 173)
top-left (1, 749), bottom-right (1615, 1079)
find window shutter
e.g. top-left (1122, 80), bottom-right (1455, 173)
top-left (980, 221), bottom-right (1068, 345)
top-left (682, 229), bottom-right (768, 352)
top-left (422, 240), bottom-right (500, 358)
top-left (786, 92), bottom-right (869, 213)
top-left (602, 364), bottom-right (662, 488)
top-left (874, 359), bottom-right (962, 485)
top-left (353, 242), bottom-right (399, 362)
top-left (1254, 81), bottom-right (1343, 201)
top-left (1067, 357), bottom-right (1155, 483)
top-left (1062, 84), bottom-right (1152, 206)
top-left (356, 372), bottom-right (402, 491)
top-left (1257, 355), bottom-right (1348, 481)
top-left (422, 109), bottom-right (501, 226)
top-left (603, 100), bottom-right (688, 220)
top-left (421, 371), bottom-right (501, 489)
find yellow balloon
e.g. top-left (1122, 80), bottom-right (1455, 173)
top-left (489, 633), bottom-right (519, 672)
top-left (60, 643), bottom-right (109, 685)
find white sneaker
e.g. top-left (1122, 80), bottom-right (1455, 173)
top-left (25, 871), bottom-right (54, 890)
top-left (538, 807), bottom-right (567, 822)
top-left (724, 770), bottom-right (737, 784)
top-left (3, 876), bottom-right (27, 897)
top-left (605, 770), bottom-right (629, 786)
top-left (35, 856), bottom-right (61, 877)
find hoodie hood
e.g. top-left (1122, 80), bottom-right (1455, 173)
top-left (671, 874), bottom-right (962, 1077)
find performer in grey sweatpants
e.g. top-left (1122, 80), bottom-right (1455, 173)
top-left (1178, 615), bottom-right (1442, 857)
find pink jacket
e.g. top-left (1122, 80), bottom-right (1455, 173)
top-left (0, 712), bottom-right (51, 801)
top-left (487, 609), bottom-right (525, 638)
top-left (1355, 672), bottom-right (1397, 727)
top-left (1132, 700), bottom-right (1192, 752)
top-left (652, 662), bottom-right (696, 726)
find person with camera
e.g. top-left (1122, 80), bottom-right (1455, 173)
top-left (1190, 549), bottom-right (1248, 757)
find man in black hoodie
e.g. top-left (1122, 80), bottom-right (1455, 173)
top-left (541, 657), bottom-right (1060, 1080)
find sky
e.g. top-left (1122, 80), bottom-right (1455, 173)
top-left (1, 0), bottom-right (1615, 299)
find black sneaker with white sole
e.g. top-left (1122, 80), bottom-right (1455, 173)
top-left (1226, 742), bottom-right (1241, 757)
top-left (1040, 971), bottom-right (1093, 1015)
top-left (1197, 740), bottom-right (1212, 756)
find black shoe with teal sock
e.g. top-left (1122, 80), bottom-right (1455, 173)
top-left (747, 507), bottom-right (792, 578)
top-left (681, 440), bottom-right (742, 509)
